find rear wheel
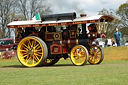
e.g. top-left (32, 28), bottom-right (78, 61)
top-left (70, 45), bottom-right (89, 66)
top-left (88, 45), bottom-right (104, 64)
top-left (17, 36), bottom-right (48, 67)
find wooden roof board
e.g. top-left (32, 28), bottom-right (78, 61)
top-left (7, 15), bottom-right (114, 28)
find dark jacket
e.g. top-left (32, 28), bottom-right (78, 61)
top-left (114, 31), bottom-right (122, 41)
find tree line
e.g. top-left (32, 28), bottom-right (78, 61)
top-left (0, 0), bottom-right (52, 38)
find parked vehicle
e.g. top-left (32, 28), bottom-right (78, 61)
top-left (107, 39), bottom-right (112, 47)
top-left (7, 12), bottom-right (114, 67)
top-left (99, 41), bottom-right (105, 47)
top-left (125, 40), bottom-right (128, 46)
top-left (0, 38), bottom-right (14, 51)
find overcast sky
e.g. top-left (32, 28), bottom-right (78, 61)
top-left (48, 0), bottom-right (127, 16)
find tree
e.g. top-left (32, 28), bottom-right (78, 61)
top-left (0, 0), bottom-right (52, 38)
top-left (0, 0), bottom-right (17, 38)
top-left (98, 2), bottom-right (128, 45)
top-left (17, 0), bottom-right (52, 20)
top-left (116, 2), bottom-right (128, 37)
top-left (116, 2), bottom-right (128, 28)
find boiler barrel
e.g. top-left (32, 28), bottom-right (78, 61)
top-left (41, 12), bottom-right (76, 21)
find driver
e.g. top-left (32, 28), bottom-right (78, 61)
top-left (88, 24), bottom-right (97, 32)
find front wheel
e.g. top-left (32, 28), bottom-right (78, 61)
top-left (88, 45), bottom-right (104, 64)
top-left (70, 45), bottom-right (89, 66)
top-left (17, 36), bottom-right (48, 67)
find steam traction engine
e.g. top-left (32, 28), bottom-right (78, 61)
top-left (7, 12), bottom-right (114, 67)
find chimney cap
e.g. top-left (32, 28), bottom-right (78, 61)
top-left (80, 14), bottom-right (87, 17)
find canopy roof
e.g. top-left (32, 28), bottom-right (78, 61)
top-left (7, 15), bottom-right (114, 28)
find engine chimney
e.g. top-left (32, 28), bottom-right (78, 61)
top-left (79, 14), bottom-right (88, 39)
top-left (80, 14), bottom-right (87, 17)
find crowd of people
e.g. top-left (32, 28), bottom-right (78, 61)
top-left (106, 28), bottom-right (122, 47)
top-left (94, 28), bottom-right (122, 47)
top-left (104, 38), bottom-right (116, 47)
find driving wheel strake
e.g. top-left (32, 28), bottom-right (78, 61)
top-left (17, 36), bottom-right (48, 67)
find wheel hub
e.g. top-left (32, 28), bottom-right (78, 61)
top-left (92, 53), bottom-right (95, 56)
top-left (27, 49), bottom-right (34, 56)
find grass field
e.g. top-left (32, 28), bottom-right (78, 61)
top-left (0, 46), bottom-right (128, 85)
top-left (103, 46), bottom-right (128, 61)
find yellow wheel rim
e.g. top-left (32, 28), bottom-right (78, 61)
top-left (71, 45), bottom-right (88, 66)
top-left (17, 37), bottom-right (43, 67)
top-left (88, 45), bottom-right (102, 64)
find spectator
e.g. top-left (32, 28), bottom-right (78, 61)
top-left (112, 38), bottom-right (116, 46)
top-left (104, 38), bottom-right (108, 47)
top-left (95, 40), bottom-right (99, 45)
top-left (2, 48), bottom-right (11, 59)
top-left (2, 48), bottom-right (16, 59)
top-left (114, 28), bottom-right (122, 46)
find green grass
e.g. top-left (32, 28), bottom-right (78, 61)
top-left (0, 46), bottom-right (128, 85)
top-left (103, 46), bottom-right (128, 60)
top-left (0, 58), bottom-right (128, 85)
